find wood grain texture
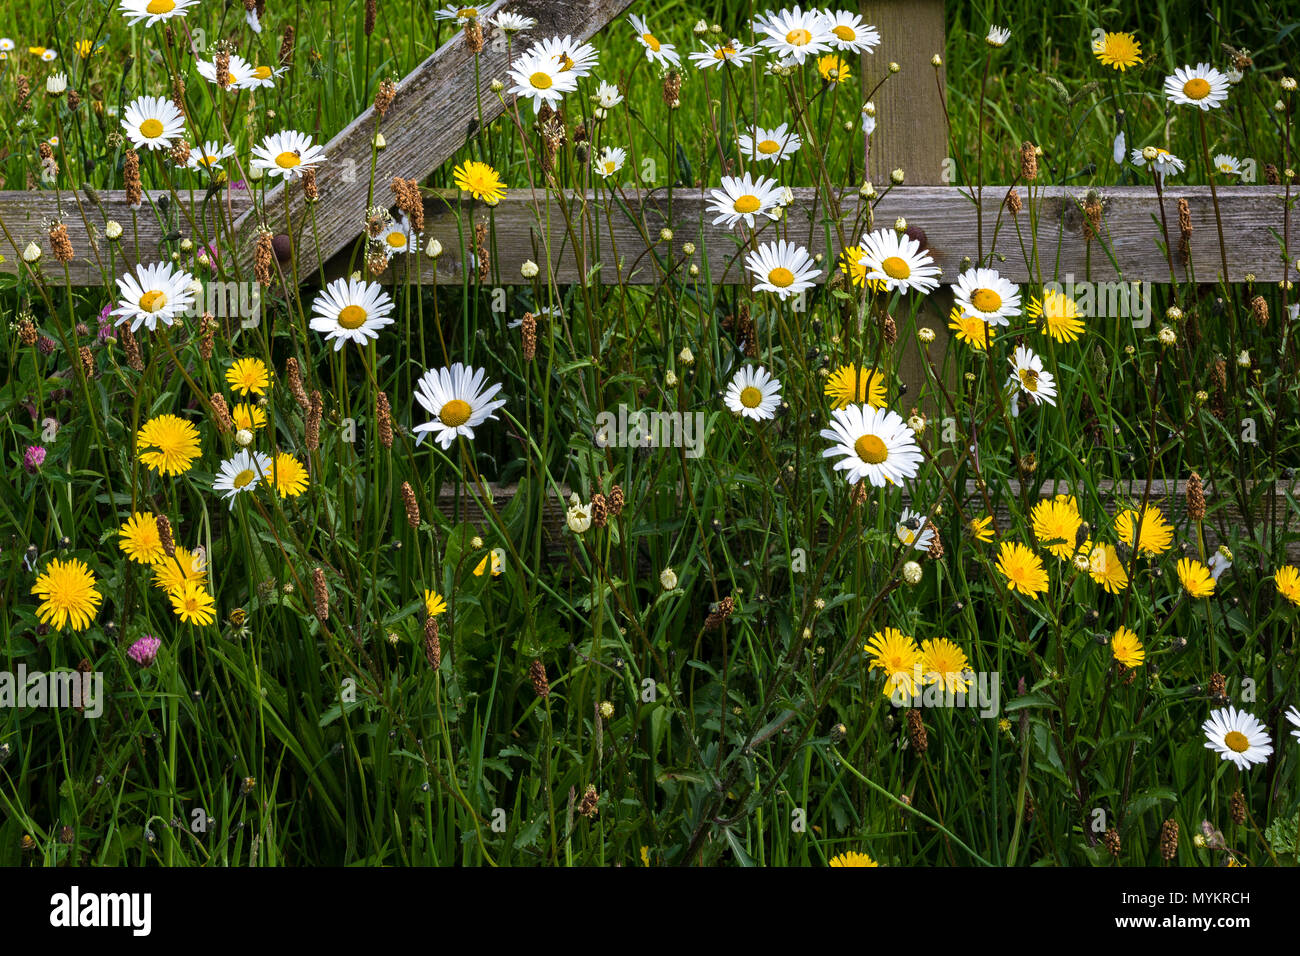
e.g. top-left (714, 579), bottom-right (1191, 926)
top-left (232, 0), bottom-right (632, 276)
top-left (381, 185), bottom-right (1299, 287)
top-left (0, 189), bottom-right (252, 285)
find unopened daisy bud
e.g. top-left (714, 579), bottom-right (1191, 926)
top-left (1276, 100), bottom-right (1286, 112)
top-left (678, 346), bottom-right (694, 366)
top-left (931, 54), bottom-right (942, 67)
top-left (373, 132), bottom-right (386, 150)
top-left (682, 242), bottom-right (695, 256)
top-left (659, 227), bottom-right (674, 242)
top-left (312, 567), bottom-right (329, 622)
top-left (860, 181), bottom-right (877, 199)
top-left (888, 61), bottom-right (900, 73)
top-left (1237, 349), bottom-right (1251, 368)
top-left (862, 101), bottom-right (876, 118)
top-left (22, 242), bottom-right (41, 263)
top-left (235, 428), bottom-right (253, 447)
top-left (1158, 325), bottom-right (1176, 347)
top-left (1166, 305), bottom-right (1183, 321)
top-left (660, 566), bottom-right (677, 590)
top-left (688, 263), bottom-right (699, 277)
top-left (918, 327), bottom-right (935, 344)
top-left (105, 220), bottom-right (122, 240)
top-left (489, 78), bottom-right (503, 93)
top-left (693, 19), bottom-right (708, 35)
top-left (424, 237), bottom-right (443, 259)
top-left (248, 164), bottom-right (265, 182)
top-left (890, 168), bottom-right (905, 184)
top-left (401, 481), bottom-right (420, 528)
top-left (599, 700), bottom-right (614, 719)
top-left (1283, 76), bottom-right (1297, 92)
top-left (907, 414), bottom-right (926, 434)
top-left (892, 217), bottom-right (908, 234)
top-left (470, 536), bottom-right (484, 549)
top-left (902, 560), bottom-right (923, 586)
top-left (1194, 389), bottom-right (1208, 404)
top-left (665, 370), bottom-right (678, 388)
top-left (521, 259), bottom-right (538, 278)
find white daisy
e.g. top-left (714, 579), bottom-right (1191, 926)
top-left (309, 277), bottom-right (397, 350)
top-left (688, 39), bottom-right (760, 70)
top-left (434, 5), bottom-right (484, 23)
top-left (1007, 345), bottom-right (1058, 409)
top-left (1208, 547), bottom-right (1233, 580)
top-left (377, 214), bottom-right (417, 254)
top-left (1203, 706), bottom-right (1273, 771)
top-left (213, 450), bottom-right (273, 510)
top-left (507, 47), bottom-right (579, 113)
top-left (40, 49), bottom-right (58, 62)
top-left (0, 39), bottom-right (13, 53)
top-left (628, 14), bottom-right (681, 68)
top-left (593, 146), bottom-right (626, 179)
top-left (857, 227), bottom-right (941, 295)
top-left (251, 129), bottom-right (327, 180)
top-left (1131, 147), bottom-right (1185, 179)
top-left (111, 261), bottom-right (197, 333)
top-left (862, 102), bottom-right (877, 136)
top-left (118, 0), bottom-right (200, 27)
top-left (528, 35), bottom-right (598, 78)
top-left (708, 172), bottom-right (784, 229)
top-left (1112, 130), bottom-right (1126, 165)
top-left (1286, 706), bottom-right (1300, 744)
top-left (821, 405), bottom-right (924, 488)
top-left (412, 363), bottom-right (507, 449)
top-left (738, 123), bottom-right (802, 163)
top-left (594, 81), bottom-right (623, 108)
top-left (1164, 63), bottom-right (1230, 110)
top-left (953, 267), bottom-right (1021, 325)
top-left (986, 25), bottom-right (1010, 47)
top-left (197, 53), bottom-right (257, 90)
top-left (823, 10), bottom-right (880, 54)
top-left (757, 6), bottom-right (833, 63)
top-left (121, 95), bottom-right (186, 151)
top-left (745, 239), bottom-right (821, 299)
top-left (490, 12), bottom-right (537, 34)
top-left (245, 6), bottom-right (262, 32)
top-left (187, 140), bottom-right (237, 172)
top-left (895, 507), bottom-right (935, 551)
top-left (724, 366), bottom-right (782, 421)
top-left (1213, 153), bottom-right (1242, 177)
top-left (240, 61), bottom-right (288, 89)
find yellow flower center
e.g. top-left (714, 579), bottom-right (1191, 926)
top-left (139, 289), bottom-right (168, 312)
top-left (855, 434), bottom-right (888, 464)
top-left (713, 46), bottom-right (735, 60)
top-left (557, 53), bottom-right (574, 71)
top-left (642, 34), bottom-right (660, 52)
top-left (203, 154), bottom-right (219, 165)
top-left (881, 255), bottom-right (911, 279)
top-left (530, 71), bottom-right (553, 89)
top-left (832, 25), bottom-right (856, 41)
top-left (768, 266), bottom-right (795, 288)
top-left (733, 194), bottom-right (761, 214)
top-left (739, 386), bottom-right (763, 409)
top-left (139, 118), bottom-right (165, 138)
top-left (386, 232), bottom-right (407, 248)
top-left (1183, 77), bottom-right (1211, 100)
top-left (440, 399), bottom-right (473, 427)
top-left (232, 468), bottom-right (256, 489)
top-left (275, 151), bottom-right (301, 169)
top-left (971, 288), bottom-right (1002, 312)
top-left (1019, 368), bottom-right (1039, 392)
top-left (147, 0), bottom-right (176, 13)
top-left (603, 161), bottom-right (616, 174)
top-left (337, 305), bottom-right (368, 329)
top-left (786, 28), bottom-right (812, 46)
top-left (1224, 730), bottom-right (1249, 753)
top-left (253, 66), bottom-right (273, 80)
top-left (757, 139), bottom-right (781, 154)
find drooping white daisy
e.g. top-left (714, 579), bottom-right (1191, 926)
top-left (688, 39), bottom-right (760, 70)
top-left (628, 14), bottom-right (681, 68)
top-left (1286, 706), bottom-right (1300, 744)
top-left (745, 239), bottom-right (821, 299)
top-left (213, 449), bottom-right (273, 510)
top-left (119, 0), bottom-right (200, 27)
top-left (434, 5), bottom-right (484, 23)
top-left (197, 53), bottom-right (257, 90)
top-left (187, 140), bottom-right (237, 172)
top-left (593, 146), bottom-right (626, 179)
top-left (953, 267), bottom-right (1021, 326)
top-left (111, 261), bottom-right (197, 333)
top-left (862, 102), bottom-right (877, 136)
top-left (507, 47), bottom-right (579, 113)
top-left (1112, 130), bottom-right (1126, 165)
top-left (738, 123), bottom-right (802, 163)
top-left (245, 5), bottom-right (262, 32)
top-left (1203, 706), bottom-right (1273, 770)
top-left (1131, 146), bottom-right (1185, 179)
top-left (895, 507), bottom-right (935, 551)
top-left (708, 172), bottom-right (784, 229)
top-left (121, 95), bottom-right (186, 151)
top-left (857, 227), bottom-right (941, 295)
top-left (821, 405), bottom-right (924, 488)
top-left (724, 366), bottom-right (782, 421)
top-left (412, 363), bottom-right (507, 449)
top-left (594, 81), bottom-right (623, 108)
top-left (1208, 546), bottom-right (1233, 580)
top-left (1164, 63), bottom-right (1230, 110)
top-left (1007, 345), bottom-right (1058, 409)
top-left (490, 11), bottom-right (537, 34)
top-left (1213, 153), bottom-right (1242, 177)
top-left (757, 6), bottom-right (834, 63)
top-left (529, 34), bottom-right (599, 78)
top-left (377, 214), bottom-right (417, 254)
top-left (309, 277), bottom-right (396, 350)
top-left (823, 10), bottom-right (880, 54)
top-left (251, 129), bottom-right (327, 180)
top-left (986, 25), bottom-right (1010, 47)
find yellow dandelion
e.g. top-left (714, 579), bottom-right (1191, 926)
top-left (1275, 565), bottom-right (1300, 607)
top-left (1177, 558), bottom-right (1215, 598)
top-left (1111, 626), bottom-right (1144, 668)
top-left (453, 160), bottom-right (506, 206)
top-left (864, 627), bottom-right (924, 700)
top-left (1093, 31), bottom-right (1143, 72)
top-left (1083, 540), bottom-right (1129, 594)
top-left (118, 511), bottom-right (166, 565)
top-left (817, 54), bottom-right (852, 84)
top-left (969, 515), bottom-right (995, 543)
top-left (231, 402), bottom-right (268, 431)
top-left (920, 637), bottom-right (972, 693)
top-left (270, 452), bottom-right (309, 498)
top-left (170, 580), bottom-right (216, 626)
top-left (136, 414), bottom-right (201, 476)
top-left (1026, 290), bottom-right (1086, 343)
top-left (839, 246), bottom-right (886, 291)
top-left (829, 850), bottom-right (879, 867)
top-left (947, 307), bottom-right (996, 350)
top-left (1114, 505), bottom-right (1173, 556)
top-left (31, 557), bottom-right (102, 632)
top-left (1031, 494), bottom-right (1082, 560)
top-left (825, 364), bottom-right (887, 410)
top-left (997, 541), bottom-right (1049, 597)
top-left (226, 357), bottom-right (271, 396)
top-left (152, 546), bottom-right (207, 594)
top-left (424, 589), bottom-right (448, 617)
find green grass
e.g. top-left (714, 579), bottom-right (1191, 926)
top-left (1, 1), bottom-right (1299, 867)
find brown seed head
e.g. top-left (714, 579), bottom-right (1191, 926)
top-left (1020, 141), bottom-right (1038, 182)
top-left (906, 708), bottom-right (928, 754)
top-left (376, 390), bottom-right (393, 448)
top-left (155, 515), bottom-right (176, 557)
top-left (1186, 472), bottom-right (1206, 522)
top-left (1159, 819), bottom-right (1179, 860)
top-left (312, 567), bottom-right (329, 622)
top-left (374, 77), bottom-right (397, 117)
top-left (521, 311), bottom-right (537, 361)
top-left (424, 615), bottom-right (441, 668)
top-left (401, 481), bottom-right (420, 529)
top-left (286, 357), bottom-right (310, 412)
top-left (306, 391), bottom-right (323, 450)
top-left (529, 659), bottom-right (550, 698)
top-left (210, 393), bottom-right (233, 433)
top-left (49, 222), bottom-right (74, 263)
top-left (125, 149), bottom-right (142, 208)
